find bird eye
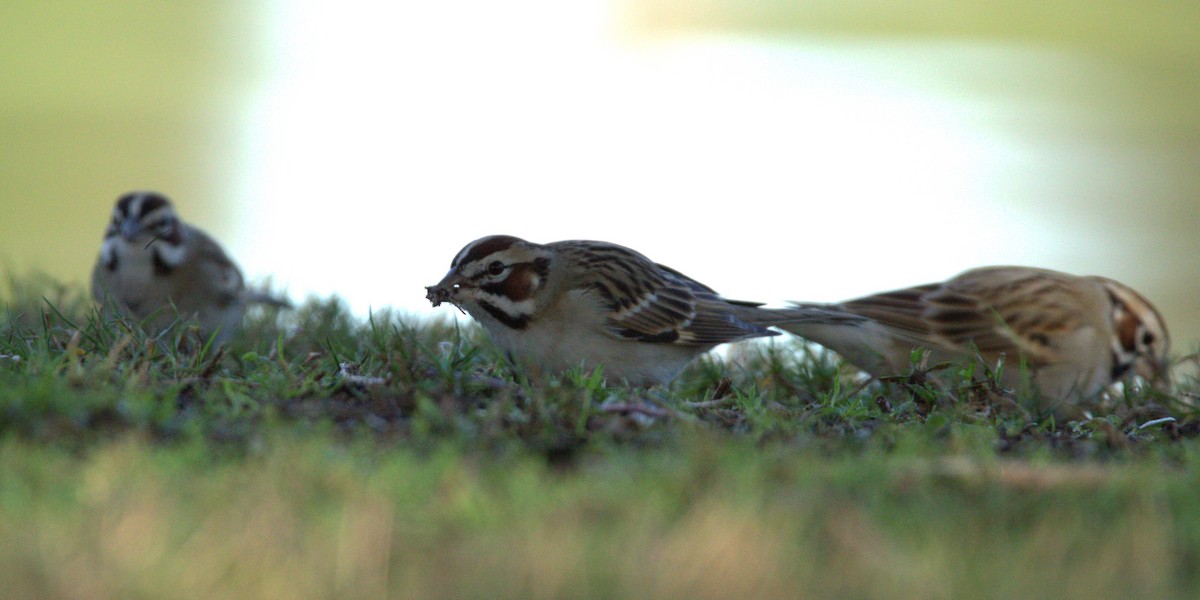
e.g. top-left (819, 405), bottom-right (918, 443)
top-left (1142, 332), bottom-right (1155, 346)
top-left (487, 261), bottom-right (505, 276)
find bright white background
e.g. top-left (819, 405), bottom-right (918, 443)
top-left (216, 1), bottom-right (1192, 339)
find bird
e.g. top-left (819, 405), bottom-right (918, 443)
top-left (772, 266), bottom-right (1170, 400)
top-left (425, 235), bottom-right (795, 386)
top-left (91, 191), bottom-right (287, 343)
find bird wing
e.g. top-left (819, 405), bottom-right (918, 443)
top-left (832, 266), bottom-right (1089, 366)
top-left (184, 227), bottom-right (245, 307)
top-left (565, 243), bottom-right (775, 346)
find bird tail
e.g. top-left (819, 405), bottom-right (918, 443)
top-left (736, 303), bottom-right (868, 329)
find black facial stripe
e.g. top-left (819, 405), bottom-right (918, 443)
top-left (152, 250), bottom-right (176, 276)
top-left (1111, 355), bottom-right (1133, 380)
top-left (156, 220), bottom-right (183, 245)
top-left (105, 252), bottom-right (119, 272)
top-left (479, 300), bottom-right (529, 330)
top-left (481, 282), bottom-right (508, 296)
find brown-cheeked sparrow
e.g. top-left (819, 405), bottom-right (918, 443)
top-left (91, 191), bottom-right (288, 343)
top-left (775, 266), bottom-right (1170, 399)
top-left (424, 235), bottom-right (831, 386)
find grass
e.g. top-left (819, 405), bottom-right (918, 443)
top-left (3, 273), bottom-right (1200, 599)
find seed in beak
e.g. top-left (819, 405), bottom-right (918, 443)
top-left (426, 285), bottom-right (451, 307)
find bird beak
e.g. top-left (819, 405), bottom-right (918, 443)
top-left (119, 217), bottom-right (143, 241)
top-left (425, 271), bottom-right (462, 307)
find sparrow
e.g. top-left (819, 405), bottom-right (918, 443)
top-left (425, 235), bottom-right (792, 386)
top-left (774, 266), bottom-right (1170, 399)
top-left (91, 191), bottom-right (287, 343)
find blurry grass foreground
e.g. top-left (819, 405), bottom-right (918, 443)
top-left (3, 434), bottom-right (1200, 599)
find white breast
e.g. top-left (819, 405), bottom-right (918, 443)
top-left (472, 289), bottom-right (710, 386)
top-left (101, 239), bottom-right (172, 309)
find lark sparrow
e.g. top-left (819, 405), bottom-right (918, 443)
top-left (775, 266), bottom-right (1170, 399)
top-left (425, 235), bottom-right (789, 386)
top-left (91, 191), bottom-right (286, 343)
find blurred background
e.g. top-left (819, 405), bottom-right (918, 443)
top-left (1, 1), bottom-right (1197, 345)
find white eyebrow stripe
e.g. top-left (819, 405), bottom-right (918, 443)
top-left (129, 192), bottom-right (148, 218)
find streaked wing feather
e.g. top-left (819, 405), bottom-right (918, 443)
top-left (837, 286), bottom-right (938, 337)
top-left (841, 266), bottom-right (1104, 365)
top-left (838, 280), bottom-right (1027, 357)
top-left (609, 278), bottom-right (773, 345)
top-left (566, 244), bottom-right (772, 345)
